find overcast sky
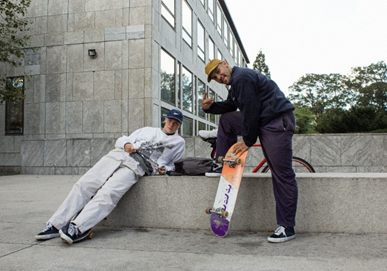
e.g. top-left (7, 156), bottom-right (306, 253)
top-left (225, 0), bottom-right (387, 95)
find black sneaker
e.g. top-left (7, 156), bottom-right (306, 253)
top-left (35, 222), bottom-right (60, 240)
top-left (205, 163), bottom-right (223, 177)
top-left (60, 222), bottom-right (91, 244)
top-left (60, 222), bottom-right (80, 244)
top-left (267, 226), bottom-right (295, 243)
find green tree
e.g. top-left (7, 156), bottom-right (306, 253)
top-left (288, 61), bottom-right (387, 134)
top-left (288, 73), bottom-right (353, 117)
top-left (315, 108), bottom-right (346, 133)
top-left (253, 49), bottom-right (271, 79)
top-left (356, 82), bottom-right (387, 111)
top-left (350, 61), bottom-right (387, 88)
top-left (315, 106), bottom-right (387, 133)
top-left (293, 105), bottom-right (316, 134)
top-left (0, 0), bottom-right (31, 104)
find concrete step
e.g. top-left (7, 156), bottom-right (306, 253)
top-left (100, 173), bottom-right (387, 234)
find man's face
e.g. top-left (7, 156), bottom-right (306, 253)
top-left (209, 62), bottom-right (232, 85)
top-left (163, 118), bottom-right (181, 134)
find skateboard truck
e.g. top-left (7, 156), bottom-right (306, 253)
top-left (220, 156), bottom-right (242, 168)
top-left (205, 207), bottom-right (229, 218)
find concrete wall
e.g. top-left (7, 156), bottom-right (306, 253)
top-left (100, 173), bottom-right (387, 234)
top-left (0, 0), bottom-right (236, 175)
top-left (0, 0), bottom-right (154, 175)
top-left (182, 133), bottom-right (387, 173)
top-left (18, 133), bottom-right (387, 174)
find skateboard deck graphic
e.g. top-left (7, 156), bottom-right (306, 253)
top-left (206, 143), bottom-right (248, 237)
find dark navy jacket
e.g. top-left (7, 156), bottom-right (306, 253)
top-left (204, 66), bottom-right (295, 147)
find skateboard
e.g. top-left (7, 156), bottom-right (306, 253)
top-left (205, 143), bottom-right (248, 237)
top-left (60, 210), bottom-right (93, 244)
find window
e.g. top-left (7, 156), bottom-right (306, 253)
top-left (208, 0), bottom-right (214, 22)
top-left (208, 89), bottom-right (216, 123)
top-left (217, 49), bottom-right (222, 60)
top-left (5, 77), bottom-right (24, 135)
top-left (215, 94), bottom-right (223, 124)
top-left (216, 4), bottom-right (222, 36)
top-left (223, 23), bottom-right (229, 48)
top-left (197, 80), bottom-right (206, 118)
top-left (229, 35), bottom-right (234, 57)
top-left (233, 40), bottom-right (237, 62)
top-left (160, 49), bottom-right (175, 105)
top-left (161, 107), bottom-right (169, 128)
top-left (198, 121), bottom-right (206, 131)
top-left (181, 66), bottom-right (193, 113)
top-left (161, 0), bottom-right (175, 28)
top-left (182, 0), bottom-right (192, 46)
top-left (197, 21), bottom-right (205, 61)
top-left (177, 61), bottom-right (181, 108)
top-left (182, 116), bottom-right (193, 136)
top-left (200, 0), bottom-right (205, 6)
top-left (208, 38), bottom-right (215, 61)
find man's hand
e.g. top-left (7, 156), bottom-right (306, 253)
top-left (201, 92), bottom-right (214, 110)
top-left (233, 142), bottom-right (249, 155)
top-left (158, 166), bottom-right (166, 175)
top-left (124, 143), bottom-right (136, 153)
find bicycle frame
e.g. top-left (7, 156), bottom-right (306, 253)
top-left (251, 144), bottom-right (267, 173)
top-left (206, 140), bottom-right (315, 173)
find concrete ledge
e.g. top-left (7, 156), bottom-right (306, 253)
top-left (100, 173), bottom-right (387, 234)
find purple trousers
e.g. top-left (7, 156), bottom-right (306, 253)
top-left (216, 111), bottom-right (298, 227)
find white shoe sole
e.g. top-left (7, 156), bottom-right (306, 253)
top-left (205, 173), bottom-right (221, 177)
top-left (35, 233), bottom-right (60, 240)
top-left (59, 229), bottom-right (74, 244)
top-left (267, 234), bottom-right (295, 243)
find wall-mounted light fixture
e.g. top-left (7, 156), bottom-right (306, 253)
top-left (88, 49), bottom-right (97, 59)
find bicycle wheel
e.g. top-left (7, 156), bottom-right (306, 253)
top-left (261, 156), bottom-right (315, 173)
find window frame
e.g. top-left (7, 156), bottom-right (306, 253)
top-left (161, 0), bottom-right (175, 29)
top-left (207, 0), bottom-right (214, 22)
top-left (182, 0), bottom-right (193, 47)
top-left (197, 20), bottom-right (205, 62)
top-left (216, 4), bottom-right (222, 36)
top-left (5, 76), bottom-right (24, 135)
top-left (160, 49), bottom-right (176, 105)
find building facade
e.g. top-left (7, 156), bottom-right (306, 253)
top-left (0, 0), bottom-right (249, 175)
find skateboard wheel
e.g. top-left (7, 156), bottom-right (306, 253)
top-left (221, 211), bottom-right (229, 218)
top-left (205, 207), bottom-right (212, 214)
top-left (88, 232), bottom-right (94, 239)
top-left (235, 158), bottom-right (241, 165)
top-left (217, 156), bottom-right (224, 163)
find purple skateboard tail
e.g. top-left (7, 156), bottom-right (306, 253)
top-left (210, 213), bottom-right (229, 237)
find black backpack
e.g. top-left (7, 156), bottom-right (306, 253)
top-left (171, 157), bottom-right (214, 176)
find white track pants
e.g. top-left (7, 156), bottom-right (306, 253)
top-left (48, 154), bottom-right (139, 233)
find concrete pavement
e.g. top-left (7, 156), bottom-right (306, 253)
top-left (1, 175), bottom-right (387, 271)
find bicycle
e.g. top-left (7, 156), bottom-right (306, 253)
top-left (199, 133), bottom-right (315, 173)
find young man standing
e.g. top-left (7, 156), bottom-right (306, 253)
top-left (202, 59), bottom-right (297, 243)
top-left (35, 109), bottom-right (185, 244)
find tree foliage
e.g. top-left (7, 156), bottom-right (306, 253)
top-left (315, 106), bottom-right (387, 133)
top-left (253, 49), bottom-right (271, 79)
top-left (293, 105), bottom-right (316, 134)
top-left (288, 73), bottom-right (353, 116)
top-left (0, 0), bottom-right (31, 104)
top-left (288, 61), bottom-right (387, 133)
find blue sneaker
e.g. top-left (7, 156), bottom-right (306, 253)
top-left (205, 163), bottom-right (223, 177)
top-left (35, 222), bottom-right (60, 240)
top-left (267, 226), bottom-right (295, 243)
top-left (60, 222), bottom-right (92, 244)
